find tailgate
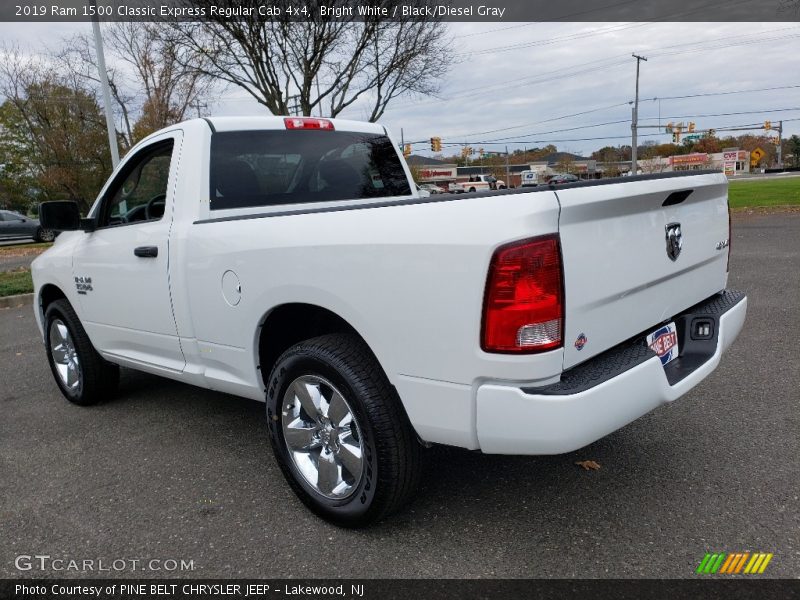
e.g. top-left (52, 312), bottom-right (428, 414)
top-left (556, 172), bottom-right (730, 369)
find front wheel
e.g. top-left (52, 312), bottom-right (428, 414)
top-left (44, 299), bottom-right (119, 405)
top-left (266, 334), bottom-right (421, 527)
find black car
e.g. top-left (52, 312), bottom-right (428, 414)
top-left (548, 173), bottom-right (580, 185)
top-left (0, 210), bottom-right (55, 242)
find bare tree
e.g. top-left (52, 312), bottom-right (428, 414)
top-left (639, 145), bottom-right (666, 174)
top-left (172, 1), bottom-right (452, 121)
top-left (58, 22), bottom-right (217, 146)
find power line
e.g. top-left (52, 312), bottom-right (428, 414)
top-left (457, 0), bottom-right (753, 57)
top-left (409, 118), bottom-right (633, 146)
top-left (438, 132), bottom-right (667, 146)
top-left (452, 23), bottom-right (539, 39)
top-left (407, 86), bottom-right (800, 144)
top-left (649, 83), bottom-right (800, 103)
top-left (408, 102), bottom-right (632, 143)
top-left (412, 112), bottom-right (800, 149)
top-left (640, 107), bottom-right (800, 121)
top-left (405, 25), bottom-right (800, 110)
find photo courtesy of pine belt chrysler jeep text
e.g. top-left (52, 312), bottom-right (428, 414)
top-left (32, 116), bottom-right (747, 527)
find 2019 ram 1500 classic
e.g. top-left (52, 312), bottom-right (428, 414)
top-left (32, 116), bottom-right (746, 526)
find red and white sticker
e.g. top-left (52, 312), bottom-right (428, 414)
top-left (646, 322), bottom-right (679, 366)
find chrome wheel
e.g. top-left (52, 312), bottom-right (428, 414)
top-left (281, 375), bottom-right (364, 500)
top-left (49, 319), bottom-right (81, 392)
top-left (39, 229), bottom-right (55, 242)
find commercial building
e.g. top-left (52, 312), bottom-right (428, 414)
top-left (406, 153), bottom-right (599, 188)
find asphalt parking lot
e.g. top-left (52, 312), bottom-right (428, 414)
top-left (1, 212), bottom-right (798, 579)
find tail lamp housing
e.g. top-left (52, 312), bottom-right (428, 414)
top-left (481, 235), bottom-right (564, 354)
top-left (284, 117), bottom-right (334, 130)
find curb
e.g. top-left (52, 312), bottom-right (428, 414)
top-left (0, 293), bottom-right (34, 309)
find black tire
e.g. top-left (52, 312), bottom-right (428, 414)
top-left (35, 227), bottom-right (55, 243)
top-left (266, 333), bottom-right (421, 527)
top-left (468, 187), bottom-right (476, 193)
top-left (44, 299), bottom-right (119, 406)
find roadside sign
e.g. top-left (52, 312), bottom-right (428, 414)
top-left (684, 135), bottom-right (700, 142)
top-left (751, 147), bottom-right (765, 163)
top-left (723, 150), bottom-right (739, 162)
top-left (723, 162), bottom-right (736, 177)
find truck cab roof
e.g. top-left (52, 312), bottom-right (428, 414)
top-left (201, 115), bottom-right (387, 135)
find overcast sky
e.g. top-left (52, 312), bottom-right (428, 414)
top-left (1, 20), bottom-right (798, 157)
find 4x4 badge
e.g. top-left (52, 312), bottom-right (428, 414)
top-left (665, 222), bottom-right (682, 261)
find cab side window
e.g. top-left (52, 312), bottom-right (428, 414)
top-left (100, 141), bottom-right (174, 227)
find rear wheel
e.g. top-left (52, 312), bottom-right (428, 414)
top-left (44, 299), bottom-right (119, 405)
top-left (35, 227), bottom-right (55, 242)
top-left (266, 334), bottom-right (421, 527)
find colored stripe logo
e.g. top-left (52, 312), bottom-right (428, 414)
top-left (696, 552), bottom-right (773, 574)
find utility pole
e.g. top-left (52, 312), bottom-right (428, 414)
top-left (505, 146), bottom-right (510, 188)
top-left (91, 0), bottom-right (119, 168)
top-left (287, 95), bottom-right (301, 116)
top-left (777, 120), bottom-right (783, 169)
top-left (192, 100), bottom-right (207, 118)
top-left (630, 53), bottom-right (647, 176)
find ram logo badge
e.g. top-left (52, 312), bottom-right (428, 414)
top-left (74, 276), bottom-right (93, 295)
top-left (574, 333), bottom-right (588, 350)
top-left (665, 222), bottom-right (683, 261)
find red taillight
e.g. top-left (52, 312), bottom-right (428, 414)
top-left (283, 117), bottom-right (334, 131)
top-left (482, 235), bottom-right (564, 354)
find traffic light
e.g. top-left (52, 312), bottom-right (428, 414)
top-left (688, 122), bottom-right (696, 133)
top-left (430, 137), bottom-right (442, 152)
top-left (672, 132), bottom-right (680, 143)
top-left (403, 144), bottom-right (411, 157)
top-left (708, 128), bottom-right (716, 137)
top-left (765, 120), bottom-right (771, 131)
top-left (665, 122), bottom-right (674, 133)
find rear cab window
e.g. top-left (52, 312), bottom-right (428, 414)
top-left (209, 129), bottom-right (412, 211)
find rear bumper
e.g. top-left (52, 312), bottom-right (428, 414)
top-left (476, 290), bottom-right (747, 454)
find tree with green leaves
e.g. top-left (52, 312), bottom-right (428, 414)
top-left (0, 46), bottom-right (112, 213)
top-left (789, 134), bottom-right (800, 168)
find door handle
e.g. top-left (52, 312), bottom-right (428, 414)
top-left (134, 246), bottom-right (158, 258)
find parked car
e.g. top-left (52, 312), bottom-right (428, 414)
top-left (0, 210), bottom-right (55, 242)
top-left (548, 173), bottom-right (580, 185)
top-left (34, 116), bottom-right (745, 527)
top-left (416, 184), bottom-right (431, 198)
top-left (419, 183), bottom-right (446, 195)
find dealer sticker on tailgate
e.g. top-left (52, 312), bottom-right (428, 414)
top-left (647, 322), bottom-right (679, 366)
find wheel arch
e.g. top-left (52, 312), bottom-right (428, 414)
top-left (38, 283), bottom-right (68, 321)
top-left (257, 303), bottom-right (376, 389)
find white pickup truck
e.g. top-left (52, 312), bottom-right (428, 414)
top-left (33, 116), bottom-right (746, 526)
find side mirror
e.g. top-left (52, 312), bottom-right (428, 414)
top-left (38, 201), bottom-right (95, 232)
